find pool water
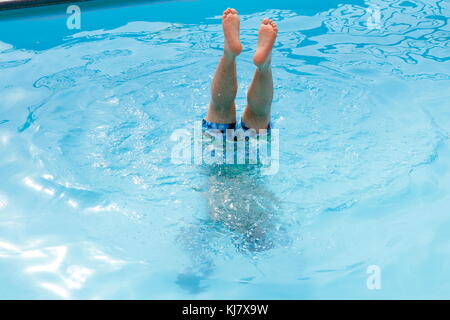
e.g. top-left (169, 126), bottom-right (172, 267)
top-left (1, 0), bottom-right (450, 299)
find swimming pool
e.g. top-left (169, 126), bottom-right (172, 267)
top-left (0, 0), bottom-right (449, 299)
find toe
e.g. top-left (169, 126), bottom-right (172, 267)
top-left (230, 8), bottom-right (238, 14)
top-left (223, 8), bottom-right (231, 15)
top-left (269, 20), bottom-right (278, 31)
top-left (262, 18), bottom-right (270, 25)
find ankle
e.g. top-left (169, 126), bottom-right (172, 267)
top-left (223, 50), bottom-right (238, 61)
top-left (255, 59), bottom-right (272, 72)
top-left (257, 65), bottom-right (272, 73)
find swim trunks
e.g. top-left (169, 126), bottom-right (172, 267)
top-left (202, 119), bottom-right (271, 133)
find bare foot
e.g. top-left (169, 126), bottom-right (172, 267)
top-left (253, 18), bottom-right (278, 68)
top-left (222, 8), bottom-right (242, 57)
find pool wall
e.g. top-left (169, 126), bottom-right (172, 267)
top-left (0, 0), bottom-right (365, 50)
top-left (0, 0), bottom-right (91, 11)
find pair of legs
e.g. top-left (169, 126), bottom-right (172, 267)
top-left (205, 8), bottom-right (278, 131)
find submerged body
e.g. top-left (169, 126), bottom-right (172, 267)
top-left (202, 8), bottom-right (280, 245)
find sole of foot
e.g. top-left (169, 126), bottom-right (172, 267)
top-left (222, 8), bottom-right (243, 57)
top-left (253, 18), bottom-right (278, 68)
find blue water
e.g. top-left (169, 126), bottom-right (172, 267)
top-left (0, 0), bottom-right (450, 299)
